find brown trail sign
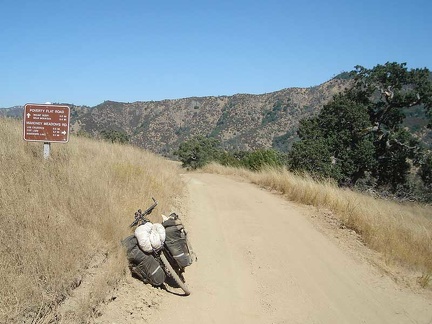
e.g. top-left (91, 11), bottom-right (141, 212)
top-left (23, 103), bottom-right (70, 143)
top-left (23, 103), bottom-right (71, 159)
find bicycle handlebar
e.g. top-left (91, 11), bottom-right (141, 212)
top-left (129, 197), bottom-right (158, 228)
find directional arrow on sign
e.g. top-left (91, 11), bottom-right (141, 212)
top-left (27, 113), bottom-right (31, 118)
top-left (61, 131), bottom-right (67, 135)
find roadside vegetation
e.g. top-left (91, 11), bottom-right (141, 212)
top-left (0, 118), bottom-right (183, 323)
top-left (176, 62), bottom-right (432, 203)
top-left (288, 62), bottom-right (432, 201)
top-left (175, 135), bottom-right (285, 172)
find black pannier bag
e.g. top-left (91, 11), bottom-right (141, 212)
top-left (122, 235), bottom-right (166, 286)
top-left (162, 214), bottom-right (194, 268)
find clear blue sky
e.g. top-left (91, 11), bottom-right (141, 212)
top-left (1, 0), bottom-right (431, 108)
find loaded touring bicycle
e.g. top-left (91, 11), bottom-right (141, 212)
top-left (123, 198), bottom-right (195, 295)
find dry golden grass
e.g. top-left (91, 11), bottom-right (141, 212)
top-left (203, 163), bottom-right (432, 283)
top-left (0, 118), bottom-right (184, 323)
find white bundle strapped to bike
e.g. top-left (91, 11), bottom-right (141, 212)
top-left (135, 222), bottom-right (166, 253)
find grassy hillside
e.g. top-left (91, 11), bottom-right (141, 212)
top-left (203, 163), bottom-right (432, 287)
top-left (0, 118), bottom-right (184, 323)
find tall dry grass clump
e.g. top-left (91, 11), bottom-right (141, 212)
top-left (0, 118), bottom-right (184, 322)
top-left (203, 163), bottom-right (432, 282)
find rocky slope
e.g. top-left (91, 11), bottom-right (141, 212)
top-left (73, 78), bottom-right (348, 155)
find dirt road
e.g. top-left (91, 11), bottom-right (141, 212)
top-left (94, 172), bottom-right (432, 324)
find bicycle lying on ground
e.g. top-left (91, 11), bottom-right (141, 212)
top-left (128, 198), bottom-right (192, 296)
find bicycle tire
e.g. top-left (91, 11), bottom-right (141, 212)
top-left (160, 252), bottom-right (191, 296)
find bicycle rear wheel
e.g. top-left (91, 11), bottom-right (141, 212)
top-left (160, 252), bottom-right (191, 296)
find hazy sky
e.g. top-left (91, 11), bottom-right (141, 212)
top-left (1, 0), bottom-right (431, 107)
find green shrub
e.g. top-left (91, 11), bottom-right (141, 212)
top-left (174, 136), bottom-right (221, 169)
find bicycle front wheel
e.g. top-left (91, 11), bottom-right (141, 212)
top-left (160, 252), bottom-right (191, 296)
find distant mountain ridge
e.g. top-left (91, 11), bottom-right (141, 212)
top-left (3, 71), bottom-right (432, 156)
top-left (0, 78), bottom-right (357, 155)
top-left (74, 78), bottom-right (350, 155)
top-left (0, 106), bottom-right (23, 118)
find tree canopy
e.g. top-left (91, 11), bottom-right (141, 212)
top-left (289, 62), bottom-right (432, 192)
